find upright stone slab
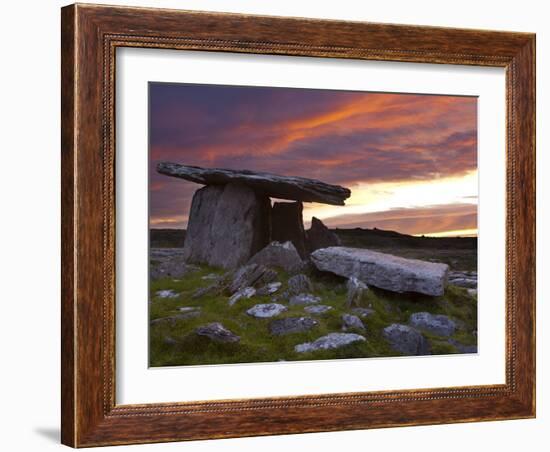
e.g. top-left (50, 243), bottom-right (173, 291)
top-left (311, 247), bottom-right (449, 296)
top-left (271, 201), bottom-right (307, 258)
top-left (306, 216), bottom-right (341, 252)
top-left (183, 183), bottom-right (271, 269)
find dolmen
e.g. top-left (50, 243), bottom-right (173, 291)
top-left (157, 162), bottom-right (449, 297)
top-left (157, 162), bottom-right (349, 269)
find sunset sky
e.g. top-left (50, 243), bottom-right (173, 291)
top-left (149, 83), bottom-right (477, 237)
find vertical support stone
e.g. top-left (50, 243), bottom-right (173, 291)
top-left (183, 183), bottom-right (271, 269)
top-left (271, 201), bottom-right (308, 258)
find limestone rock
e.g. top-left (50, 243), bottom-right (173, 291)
top-left (287, 273), bottom-right (313, 295)
top-left (289, 293), bottom-right (321, 306)
top-left (346, 276), bottom-right (368, 308)
top-left (311, 247), bottom-right (449, 296)
top-left (246, 303), bottom-right (288, 318)
top-left (383, 324), bottom-right (430, 355)
top-left (306, 216), bottom-right (341, 252)
top-left (269, 317), bottom-right (318, 336)
top-left (150, 248), bottom-right (199, 280)
top-left (256, 282), bottom-right (282, 296)
top-left (248, 241), bottom-right (303, 273)
top-left (183, 183), bottom-right (271, 269)
top-left (341, 313), bottom-right (365, 331)
top-left (295, 333), bottom-right (366, 353)
top-left (448, 271), bottom-right (478, 289)
top-left (155, 289), bottom-right (179, 299)
top-left (228, 286), bottom-right (256, 306)
top-left (195, 322), bottom-right (240, 343)
top-left (271, 201), bottom-right (308, 258)
top-left (228, 263), bottom-right (277, 294)
top-left (304, 305), bottom-right (333, 315)
top-left (157, 162), bottom-right (351, 205)
top-left (409, 312), bottom-right (457, 337)
top-left (351, 307), bottom-right (375, 318)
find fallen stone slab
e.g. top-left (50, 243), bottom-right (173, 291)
top-left (271, 201), bottom-right (308, 258)
top-left (269, 317), bottom-right (318, 336)
top-left (157, 162), bottom-right (351, 205)
top-left (409, 312), bottom-right (457, 337)
top-left (246, 303), bottom-right (288, 318)
top-left (306, 216), bottom-right (341, 252)
top-left (295, 333), bottom-right (366, 353)
top-left (304, 305), bottom-right (333, 315)
top-left (287, 273), bottom-right (313, 295)
top-left (341, 313), bottom-right (366, 331)
top-left (289, 293), bottom-right (321, 306)
top-left (183, 183), bottom-right (271, 269)
top-left (311, 247), bottom-right (449, 296)
top-left (195, 322), bottom-right (240, 343)
top-left (383, 324), bottom-right (430, 355)
top-left (247, 241), bottom-right (304, 273)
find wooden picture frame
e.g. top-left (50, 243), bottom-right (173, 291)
top-left (61, 3), bottom-right (536, 447)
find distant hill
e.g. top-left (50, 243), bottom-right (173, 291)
top-left (335, 227), bottom-right (477, 250)
top-left (150, 229), bottom-right (186, 248)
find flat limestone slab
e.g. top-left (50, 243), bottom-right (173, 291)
top-left (311, 247), bottom-right (449, 296)
top-left (157, 162), bottom-right (351, 205)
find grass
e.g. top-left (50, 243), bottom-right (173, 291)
top-left (149, 264), bottom-right (478, 367)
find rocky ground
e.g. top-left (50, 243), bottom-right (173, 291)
top-left (149, 244), bottom-right (478, 367)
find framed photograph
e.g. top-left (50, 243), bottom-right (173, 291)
top-left (61, 3), bottom-right (536, 447)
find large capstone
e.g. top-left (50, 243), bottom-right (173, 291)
top-left (183, 183), bottom-right (271, 269)
top-left (306, 216), bottom-right (341, 252)
top-left (158, 162), bottom-right (351, 205)
top-left (271, 201), bottom-right (307, 258)
top-left (311, 247), bottom-right (449, 296)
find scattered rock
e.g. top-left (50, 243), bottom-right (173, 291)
top-left (151, 311), bottom-right (200, 325)
top-left (341, 313), bottom-right (365, 331)
top-left (467, 288), bottom-right (478, 297)
top-left (155, 289), bottom-right (179, 299)
top-left (195, 322), bottom-right (240, 343)
top-left (351, 307), bottom-right (375, 318)
top-left (271, 201), bottom-right (308, 258)
top-left (157, 162), bottom-right (351, 206)
top-left (289, 293), bottom-right (321, 306)
top-left (346, 277), bottom-right (368, 308)
top-left (269, 317), bottom-right (318, 336)
top-left (409, 312), bottom-right (457, 337)
top-left (248, 241), bottom-right (304, 273)
top-left (228, 263), bottom-right (277, 294)
top-left (295, 333), bottom-right (366, 353)
top-left (311, 247), bottom-right (449, 296)
top-left (246, 303), bottom-right (288, 318)
top-left (304, 305), bottom-right (333, 315)
top-left (183, 183), bottom-right (271, 269)
top-left (382, 324), bottom-right (430, 355)
top-left (177, 306), bottom-right (200, 313)
top-left (163, 336), bottom-right (179, 346)
top-left (306, 216), bottom-right (341, 252)
top-left (192, 280), bottom-right (225, 299)
top-left (256, 282), bottom-right (282, 296)
top-left (448, 271), bottom-right (478, 289)
top-left (287, 273), bottom-right (313, 295)
top-left (228, 286), bottom-right (256, 306)
top-left (201, 273), bottom-right (220, 280)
